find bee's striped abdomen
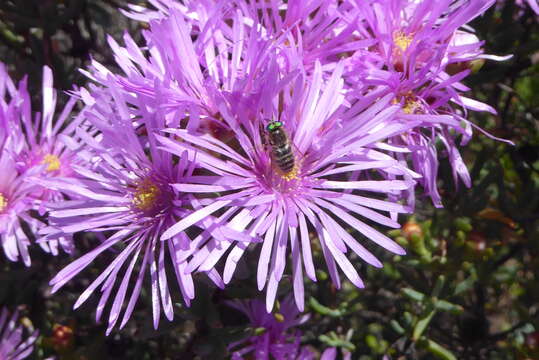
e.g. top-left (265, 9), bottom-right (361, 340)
top-left (272, 143), bottom-right (295, 174)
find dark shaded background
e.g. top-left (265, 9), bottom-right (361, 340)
top-left (0, 1), bottom-right (538, 359)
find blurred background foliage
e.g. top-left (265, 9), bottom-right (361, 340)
top-left (0, 1), bottom-right (538, 359)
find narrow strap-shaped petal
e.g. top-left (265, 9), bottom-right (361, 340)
top-left (290, 225), bottom-right (305, 311)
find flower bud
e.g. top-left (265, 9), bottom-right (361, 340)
top-left (51, 324), bottom-right (74, 352)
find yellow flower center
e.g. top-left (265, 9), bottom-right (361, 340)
top-left (403, 99), bottom-right (422, 114)
top-left (0, 193), bottom-right (7, 212)
top-left (42, 154), bottom-right (61, 172)
top-left (394, 92), bottom-right (423, 114)
top-left (280, 165), bottom-right (299, 181)
top-left (393, 31), bottom-right (413, 52)
top-left (132, 178), bottom-right (161, 212)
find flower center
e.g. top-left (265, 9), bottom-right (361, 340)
top-left (393, 31), bottom-right (413, 52)
top-left (402, 99), bottom-right (422, 114)
top-left (393, 92), bottom-right (423, 114)
top-left (132, 178), bottom-right (162, 212)
top-left (280, 164), bottom-right (299, 181)
top-left (42, 154), bottom-right (61, 172)
top-left (0, 193), bottom-right (7, 212)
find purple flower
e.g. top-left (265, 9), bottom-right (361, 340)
top-left (221, 0), bottom-right (373, 74)
top-left (124, 0), bottom-right (375, 77)
top-left (343, 0), bottom-right (512, 206)
top-left (86, 5), bottom-right (276, 139)
top-left (0, 307), bottom-right (39, 360)
top-left (98, 1), bottom-right (377, 140)
top-left (226, 296), bottom-right (314, 360)
top-left (348, 0), bottom-right (499, 71)
top-left (0, 64), bottom-right (80, 265)
top-left (159, 62), bottom-right (416, 312)
top-left (0, 144), bottom-right (41, 266)
top-left (37, 83), bottom-right (253, 334)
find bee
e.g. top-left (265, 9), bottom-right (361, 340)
top-left (265, 121), bottom-right (297, 178)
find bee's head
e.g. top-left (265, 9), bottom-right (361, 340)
top-left (266, 121), bottom-right (283, 132)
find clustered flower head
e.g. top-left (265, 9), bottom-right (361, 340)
top-left (1, 0), bottom-right (510, 347)
top-left (0, 64), bottom-right (82, 266)
top-left (226, 296), bottom-right (314, 359)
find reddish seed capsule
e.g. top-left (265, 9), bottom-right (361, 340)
top-left (51, 324), bottom-right (74, 351)
top-left (402, 221), bottom-right (422, 240)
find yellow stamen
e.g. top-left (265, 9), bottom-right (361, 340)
top-left (281, 165), bottom-right (299, 181)
top-left (273, 313), bottom-right (285, 322)
top-left (396, 92), bottom-right (423, 114)
top-left (0, 193), bottom-right (7, 212)
top-left (42, 154), bottom-right (61, 172)
top-left (394, 31), bottom-right (413, 52)
top-left (132, 178), bottom-right (161, 212)
top-left (403, 100), bottom-right (421, 114)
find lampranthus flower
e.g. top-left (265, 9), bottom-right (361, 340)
top-left (226, 296), bottom-right (314, 360)
top-left (14, 67), bottom-right (85, 254)
top-left (344, 0), bottom-right (512, 206)
top-left (85, 5), bottom-right (280, 140)
top-left (0, 307), bottom-right (39, 360)
top-left (95, 1), bottom-right (376, 145)
top-left (0, 64), bottom-right (81, 264)
top-left (159, 63), bottom-right (417, 312)
top-left (37, 83), bottom-right (251, 334)
top-left (124, 0), bottom-right (372, 74)
top-left (348, 0), bottom-right (499, 72)
top-left (0, 146), bottom-right (42, 266)
top-left (222, 0), bottom-right (375, 74)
